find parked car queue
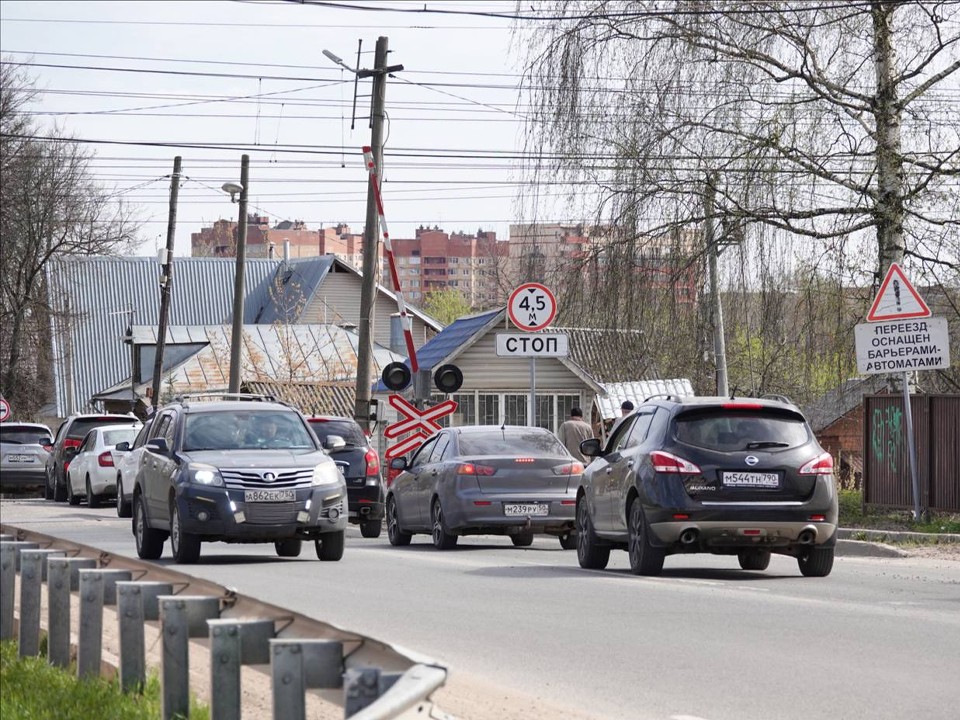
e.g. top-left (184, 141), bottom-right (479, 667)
top-left (26, 393), bottom-right (837, 577)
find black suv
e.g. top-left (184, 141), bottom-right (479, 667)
top-left (576, 396), bottom-right (838, 577)
top-left (45, 413), bottom-right (141, 502)
top-left (307, 416), bottom-right (384, 538)
top-left (132, 395), bottom-right (348, 564)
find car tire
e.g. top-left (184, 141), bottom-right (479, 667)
top-left (86, 477), bottom-right (101, 509)
top-left (797, 546), bottom-right (834, 577)
top-left (316, 531), bottom-right (345, 561)
top-left (170, 503), bottom-right (201, 564)
top-left (116, 475), bottom-right (132, 518)
top-left (431, 499), bottom-right (458, 550)
top-left (53, 468), bottom-right (68, 502)
top-left (510, 532), bottom-right (534, 547)
top-left (576, 496), bottom-right (610, 570)
top-left (275, 539), bottom-right (303, 557)
top-left (559, 532), bottom-right (577, 550)
top-left (134, 494), bottom-right (164, 560)
top-left (738, 549), bottom-right (771, 571)
top-left (44, 470), bottom-right (54, 501)
top-left (360, 519), bottom-right (382, 539)
top-left (67, 473), bottom-right (81, 506)
top-left (386, 497), bottom-right (412, 547)
top-left (627, 499), bottom-right (664, 576)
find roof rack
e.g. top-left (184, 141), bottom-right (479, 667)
top-left (760, 393), bottom-right (793, 405)
top-left (173, 392), bottom-right (278, 404)
top-left (643, 393), bottom-right (677, 402)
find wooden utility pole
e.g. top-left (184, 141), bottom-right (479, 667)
top-left (355, 37), bottom-right (395, 431)
top-left (228, 155), bottom-right (250, 394)
top-left (704, 176), bottom-right (729, 397)
top-left (151, 156), bottom-right (181, 409)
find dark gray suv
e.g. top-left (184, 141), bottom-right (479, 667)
top-left (576, 395), bottom-right (838, 577)
top-left (132, 395), bottom-right (348, 564)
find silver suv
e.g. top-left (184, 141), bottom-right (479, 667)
top-left (132, 395), bottom-right (348, 564)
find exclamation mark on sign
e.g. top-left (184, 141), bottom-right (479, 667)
top-left (893, 279), bottom-right (902, 312)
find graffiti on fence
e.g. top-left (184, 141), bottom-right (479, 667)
top-left (870, 405), bottom-right (903, 474)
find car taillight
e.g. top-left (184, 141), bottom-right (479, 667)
top-left (514, 457), bottom-right (535, 464)
top-left (799, 452), bottom-right (833, 475)
top-left (365, 449), bottom-right (380, 477)
top-left (650, 451), bottom-right (701, 474)
top-left (64, 438), bottom-right (82, 450)
top-left (42, 444), bottom-right (53, 452)
top-left (457, 463), bottom-right (496, 476)
top-left (552, 462), bottom-right (584, 475)
top-left (98, 452), bottom-right (114, 467)
top-left (722, 402), bottom-right (764, 409)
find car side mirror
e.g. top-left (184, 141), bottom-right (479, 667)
top-left (40, 437), bottom-right (53, 450)
top-left (115, 441), bottom-right (131, 452)
top-left (146, 437), bottom-right (169, 454)
top-left (389, 457), bottom-right (408, 471)
top-left (323, 435), bottom-right (347, 451)
top-left (580, 438), bottom-right (603, 458)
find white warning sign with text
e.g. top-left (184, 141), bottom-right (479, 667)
top-left (855, 317), bottom-right (950, 374)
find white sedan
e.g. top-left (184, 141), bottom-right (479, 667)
top-left (67, 423), bottom-right (142, 507)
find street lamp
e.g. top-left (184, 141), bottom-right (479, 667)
top-left (224, 158), bottom-right (249, 395)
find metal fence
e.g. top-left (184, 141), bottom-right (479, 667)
top-left (0, 527), bottom-right (449, 720)
top-left (863, 394), bottom-right (960, 512)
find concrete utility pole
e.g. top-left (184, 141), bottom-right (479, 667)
top-left (355, 37), bottom-right (401, 431)
top-left (704, 177), bottom-right (729, 397)
top-left (151, 156), bottom-right (181, 410)
top-left (228, 154), bottom-right (250, 394)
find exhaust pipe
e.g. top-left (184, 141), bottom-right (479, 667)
top-left (797, 528), bottom-right (817, 545)
top-left (679, 528), bottom-right (699, 546)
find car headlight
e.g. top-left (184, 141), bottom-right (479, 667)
top-left (312, 462), bottom-right (343, 488)
top-left (189, 464), bottom-right (224, 487)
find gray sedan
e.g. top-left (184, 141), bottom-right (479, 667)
top-left (386, 425), bottom-right (583, 550)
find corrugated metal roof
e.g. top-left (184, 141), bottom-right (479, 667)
top-left (243, 381), bottom-right (355, 418)
top-left (96, 324), bottom-right (404, 403)
top-left (554, 327), bottom-right (651, 382)
top-left (46, 255), bottom-right (324, 416)
top-left (371, 308), bottom-right (504, 392)
top-left (596, 379), bottom-right (695, 420)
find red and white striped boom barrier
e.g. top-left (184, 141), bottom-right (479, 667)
top-left (363, 146), bottom-right (419, 373)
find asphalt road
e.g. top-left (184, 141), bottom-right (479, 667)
top-left (3, 497), bottom-right (959, 720)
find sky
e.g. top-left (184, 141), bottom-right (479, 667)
top-left (0, 0), bottom-right (541, 257)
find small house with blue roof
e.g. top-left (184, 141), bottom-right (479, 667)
top-left (373, 308), bottom-right (606, 434)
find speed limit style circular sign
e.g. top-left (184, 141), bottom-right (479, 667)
top-left (0, 398), bottom-right (10, 423)
top-left (508, 283), bottom-right (557, 332)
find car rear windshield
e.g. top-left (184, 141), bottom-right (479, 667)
top-left (674, 410), bottom-right (810, 451)
top-left (68, 417), bottom-right (135, 440)
top-left (103, 428), bottom-right (139, 447)
top-left (308, 419), bottom-right (366, 446)
top-left (458, 429), bottom-right (568, 457)
top-left (0, 426), bottom-right (51, 444)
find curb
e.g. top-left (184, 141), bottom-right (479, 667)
top-left (837, 527), bottom-right (960, 544)
top-left (835, 539), bottom-right (908, 558)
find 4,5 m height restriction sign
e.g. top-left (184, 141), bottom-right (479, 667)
top-left (508, 283), bottom-right (557, 332)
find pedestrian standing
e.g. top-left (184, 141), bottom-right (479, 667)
top-left (558, 407), bottom-right (594, 462)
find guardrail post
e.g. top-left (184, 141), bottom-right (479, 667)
top-left (47, 557), bottom-right (97, 668)
top-left (77, 568), bottom-right (131, 679)
top-left (207, 618), bottom-right (274, 720)
top-left (0, 543), bottom-right (17, 640)
top-left (345, 664), bottom-right (448, 720)
top-left (270, 639), bottom-right (344, 720)
top-left (18, 549), bottom-right (63, 656)
top-left (9, 541), bottom-right (39, 571)
top-left (77, 569), bottom-right (103, 677)
top-left (344, 667), bottom-right (398, 717)
top-left (116, 581), bottom-right (173, 693)
top-left (159, 595), bottom-right (221, 720)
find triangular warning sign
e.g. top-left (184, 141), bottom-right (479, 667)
top-left (866, 263), bottom-right (931, 321)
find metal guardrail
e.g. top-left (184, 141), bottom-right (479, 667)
top-left (0, 526), bottom-right (450, 719)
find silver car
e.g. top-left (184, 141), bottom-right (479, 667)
top-left (0, 422), bottom-right (53, 490)
top-left (386, 425), bottom-right (583, 550)
top-left (111, 418), bottom-right (154, 518)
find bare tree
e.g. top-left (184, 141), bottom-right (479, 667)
top-left (0, 58), bottom-right (141, 418)
top-left (517, 1), bottom-right (959, 397)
